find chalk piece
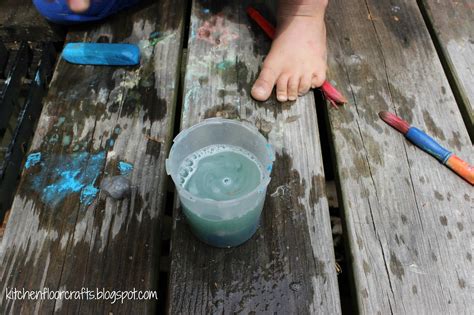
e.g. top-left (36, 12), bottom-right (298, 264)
top-left (62, 43), bottom-right (140, 66)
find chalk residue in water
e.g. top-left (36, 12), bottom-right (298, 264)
top-left (29, 151), bottom-right (106, 207)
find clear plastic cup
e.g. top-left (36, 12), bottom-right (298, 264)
top-left (166, 118), bottom-right (275, 248)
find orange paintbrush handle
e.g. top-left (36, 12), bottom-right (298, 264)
top-left (446, 155), bottom-right (474, 185)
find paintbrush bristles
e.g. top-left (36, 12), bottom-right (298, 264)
top-left (379, 111), bottom-right (410, 134)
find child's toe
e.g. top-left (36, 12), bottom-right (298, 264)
top-left (298, 75), bottom-right (312, 96)
top-left (251, 67), bottom-right (278, 101)
top-left (311, 72), bottom-right (326, 89)
top-left (287, 76), bottom-right (299, 101)
top-left (276, 74), bottom-right (290, 102)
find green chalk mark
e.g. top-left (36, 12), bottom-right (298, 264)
top-left (62, 135), bottom-right (71, 146)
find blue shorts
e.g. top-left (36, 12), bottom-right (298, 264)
top-left (33, 0), bottom-right (141, 24)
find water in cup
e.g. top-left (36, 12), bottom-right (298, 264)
top-left (178, 144), bottom-right (264, 201)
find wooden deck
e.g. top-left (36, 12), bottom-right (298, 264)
top-left (0, 0), bottom-right (472, 314)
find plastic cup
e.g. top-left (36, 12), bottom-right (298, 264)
top-left (166, 118), bottom-right (275, 248)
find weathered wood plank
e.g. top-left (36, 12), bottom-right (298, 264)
top-left (325, 0), bottom-right (474, 313)
top-left (0, 0), bottom-right (185, 313)
top-left (168, 1), bottom-right (341, 314)
top-left (418, 0), bottom-right (474, 139)
top-left (0, 0), bottom-right (65, 42)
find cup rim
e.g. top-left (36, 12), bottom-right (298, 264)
top-left (166, 118), bottom-right (275, 206)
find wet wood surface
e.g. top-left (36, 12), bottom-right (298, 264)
top-left (167, 0), bottom-right (341, 314)
top-left (0, 0), bottom-right (65, 42)
top-left (1, 0), bottom-right (473, 313)
top-left (0, 0), bottom-right (185, 313)
top-left (325, 0), bottom-right (474, 313)
top-left (418, 0), bottom-right (474, 139)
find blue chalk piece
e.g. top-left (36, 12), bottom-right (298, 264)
top-left (118, 161), bottom-right (134, 175)
top-left (25, 152), bottom-right (42, 169)
top-left (62, 43), bottom-right (140, 66)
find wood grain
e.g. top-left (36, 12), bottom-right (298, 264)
top-left (0, 0), bottom-right (185, 313)
top-left (418, 0), bottom-right (474, 139)
top-left (168, 1), bottom-right (341, 314)
top-left (325, 0), bottom-right (474, 313)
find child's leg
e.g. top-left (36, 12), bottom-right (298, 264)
top-left (251, 0), bottom-right (328, 102)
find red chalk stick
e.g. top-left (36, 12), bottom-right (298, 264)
top-left (246, 7), bottom-right (276, 39)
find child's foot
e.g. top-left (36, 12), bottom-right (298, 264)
top-left (251, 1), bottom-right (328, 102)
top-left (68, 0), bottom-right (90, 13)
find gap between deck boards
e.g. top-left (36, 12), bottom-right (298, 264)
top-left (415, 0), bottom-right (473, 142)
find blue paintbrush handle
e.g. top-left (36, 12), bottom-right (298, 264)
top-left (405, 127), bottom-right (452, 163)
top-left (62, 43), bottom-right (140, 66)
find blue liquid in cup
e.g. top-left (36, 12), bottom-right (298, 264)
top-left (178, 144), bottom-right (265, 247)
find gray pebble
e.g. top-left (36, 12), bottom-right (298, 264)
top-left (100, 176), bottom-right (131, 199)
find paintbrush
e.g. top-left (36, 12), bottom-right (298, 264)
top-left (379, 111), bottom-right (474, 185)
top-left (246, 6), bottom-right (347, 107)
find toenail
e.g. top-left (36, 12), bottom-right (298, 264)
top-left (288, 95), bottom-right (297, 101)
top-left (252, 86), bottom-right (265, 96)
top-left (277, 94), bottom-right (287, 101)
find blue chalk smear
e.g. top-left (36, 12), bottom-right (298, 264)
top-left (43, 170), bottom-right (83, 204)
top-left (216, 60), bottom-right (233, 70)
top-left (80, 184), bottom-right (100, 205)
top-left (30, 151), bottom-right (106, 207)
top-left (62, 43), bottom-right (140, 66)
top-left (118, 161), bottom-right (134, 175)
top-left (55, 117), bottom-right (66, 127)
top-left (25, 152), bottom-right (42, 169)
